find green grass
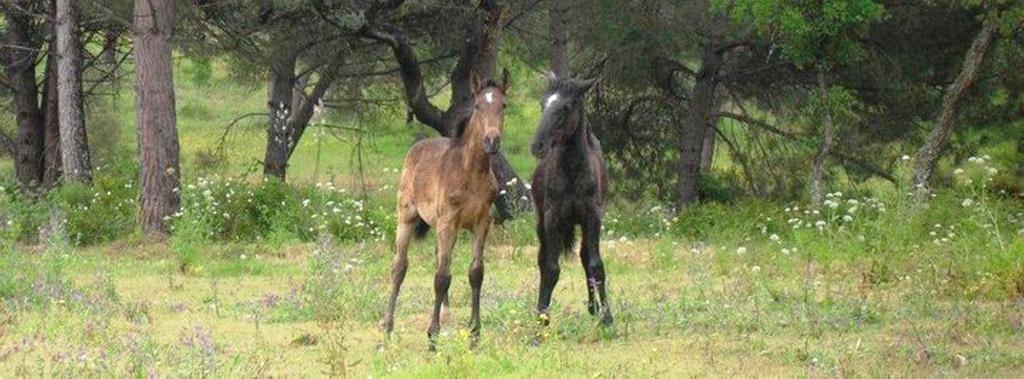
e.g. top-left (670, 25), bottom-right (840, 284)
top-left (1, 229), bottom-right (1022, 376)
top-left (2, 57), bottom-right (1023, 376)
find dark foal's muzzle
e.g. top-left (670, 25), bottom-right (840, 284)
top-left (484, 136), bottom-right (501, 155)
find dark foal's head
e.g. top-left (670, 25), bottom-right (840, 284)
top-left (530, 74), bottom-right (597, 159)
top-left (469, 68), bottom-right (510, 155)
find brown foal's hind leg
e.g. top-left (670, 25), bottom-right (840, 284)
top-left (428, 227), bottom-right (457, 350)
top-left (468, 218), bottom-right (490, 343)
top-left (582, 215), bottom-right (613, 326)
top-left (381, 217), bottom-right (416, 337)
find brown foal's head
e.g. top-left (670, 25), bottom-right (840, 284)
top-left (470, 68), bottom-right (510, 155)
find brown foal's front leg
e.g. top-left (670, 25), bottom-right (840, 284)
top-left (428, 227), bottom-right (458, 350)
top-left (468, 218), bottom-right (490, 344)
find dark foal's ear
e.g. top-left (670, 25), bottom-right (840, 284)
top-left (501, 68), bottom-right (510, 93)
top-left (471, 72), bottom-right (483, 94)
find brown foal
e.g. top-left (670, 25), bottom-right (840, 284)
top-left (382, 69), bottom-right (510, 348)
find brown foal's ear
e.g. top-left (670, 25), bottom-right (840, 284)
top-left (471, 72), bottom-right (483, 94)
top-left (501, 67), bottom-right (511, 93)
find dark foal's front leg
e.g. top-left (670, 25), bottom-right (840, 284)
top-left (582, 215), bottom-right (613, 326)
top-left (536, 226), bottom-right (562, 325)
top-left (428, 228), bottom-right (457, 350)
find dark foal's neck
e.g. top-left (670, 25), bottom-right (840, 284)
top-left (556, 110), bottom-right (590, 171)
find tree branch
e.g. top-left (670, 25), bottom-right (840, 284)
top-left (0, 129), bottom-right (15, 157)
top-left (358, 23), bottom-right (446, 132)
top-left (715, 111), bottom-right (896, 183)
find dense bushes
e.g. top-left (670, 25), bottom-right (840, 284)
top-left (0, 169), bottom-right (392, 248)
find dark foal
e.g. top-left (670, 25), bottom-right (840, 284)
top-left (530, 75), bottom-right (613, 326)
top-left (383, 69), bottom-right (510, 349)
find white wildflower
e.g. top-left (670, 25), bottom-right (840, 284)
top-left (901, 155), bottom-right (910, 161)
top-left (769, 234), bottom-right (780, 242)
top-left (751, 266), bottom-right (761, 273)
top-left (736, 246), bottom-right (747, 254)
top-left (954, 168), bottom-right (964, 175)
top-left (302, 199), bottom-right (311, 207)
top-left (961, 198), bottom-right (974, 207)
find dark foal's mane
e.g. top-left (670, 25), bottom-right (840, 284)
top-left (530, 75), bottom-right (613, 325)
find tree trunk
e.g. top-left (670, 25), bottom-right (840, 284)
top-left (809, 68), bottom-right (834, 210)
top-left (263, 50), bottom-right (298, 180)
top-left (56, 0), bottom-right (92, 184)
top-left (912, 16), bottom-right (997, 198)
top-left (700, 128), bottom-right (715, 173)
top-left (42, 46), bottom-right (62, 189)
top-left (2, 8), bottom-right (46, 191)
top-left (548, 0), bottom-right (568, 77)
top-left (134, 0), bottom-right (181, 238)
top-left (676, 46), bottom-right (722, 208)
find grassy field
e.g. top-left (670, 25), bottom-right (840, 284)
top-left (2, 58), bottom-right (1024, 377)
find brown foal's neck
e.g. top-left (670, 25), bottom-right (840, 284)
top-left (457, 111), bottom-right (492, 174)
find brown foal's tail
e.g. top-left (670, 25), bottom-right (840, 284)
top-left (413, 219), bottom-right (431, 240)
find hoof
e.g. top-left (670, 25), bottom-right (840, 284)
top-left (537, 311), bottom-right (551, 326)
top-left (601, 313), bottom-right (614, 326)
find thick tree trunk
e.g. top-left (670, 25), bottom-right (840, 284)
top-left (42, 48), bottom-right (62, 189)
top-left (134, 0), bottom-right (181, 238)
top-left (676, 46), bottom-right (722, 208)
top-left (548, 0), bottom-right (568, 77)
top-left (809, 68), bottom-right (834, 209)
top-left (56, 0), bottom-right (92, 184)
top-left (912, 16), bottom-right (997, 198)
top-left (263, 50), bottom-right (298, 180)
top-left (262, 51), bottom-right (339, 181)
top-left (2, 8), bottom-right (45, 191)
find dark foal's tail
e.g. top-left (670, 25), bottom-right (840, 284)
top-left (562, 227), bottom-right (577, 258)
top-left (556, 226), bottom-right (576, 258)
top-left (413, 218), bottom-right (431, 240)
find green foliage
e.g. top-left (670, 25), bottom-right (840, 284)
top-left (720, 0), bottom-right (886, 67)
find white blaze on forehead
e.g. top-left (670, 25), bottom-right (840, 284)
top-left (485, 91), bottom-right (494, 104)
top-left (545, 93), bottom-right (559, 108)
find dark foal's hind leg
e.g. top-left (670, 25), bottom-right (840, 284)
top-left (579, 231), bottom-right (599, 316)
top-left (582, 215), bottom-right (613, 326)
top-left (536, 225), bottom-right (562, 325)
